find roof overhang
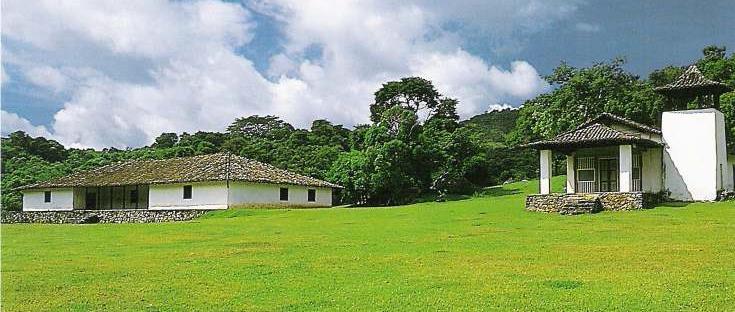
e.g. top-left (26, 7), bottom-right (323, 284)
top-left (520, 120), bottom-right (663, 153)
top-left (654, 84), bottom-right (732, 96)
top-left (522, 139), bottom-right (663, 152)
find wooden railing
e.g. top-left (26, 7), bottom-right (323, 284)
top-left (632, 179), bottom-right (642, 192)
top-left (577, 181), bottom-right (596, 193)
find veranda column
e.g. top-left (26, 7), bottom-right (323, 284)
top-left (540, 149), bottom-right (553, 194)
top-left (566, 154), bottom-right (576, 193)
top-left (619, 145), bottom-right (633, 192)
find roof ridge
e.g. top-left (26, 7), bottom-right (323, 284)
top-left (654, 64), bottom-right (731, 93)
top-left (577, 112), bottom-right (661, 134)
top-left (522, 121), bottom-right (661, 150)
top-left (17, 151), bottom-right (343, 190)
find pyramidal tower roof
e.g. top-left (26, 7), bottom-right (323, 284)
top-left (654, 65), bottom-right (731, 95)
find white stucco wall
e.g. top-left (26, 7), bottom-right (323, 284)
top-left (727, 155), bottom-right (735, 191)
top-left (565, 154), bottom-right (575, 193)
top-left (619, 145), bottom-right (633, 192)
top-left (149, 182), bottom-right (228, 210)
top-left (22, 188), bottom-right (74, 211)
top-left (642, 147), bottom-right (663, 193)
top-left (228, 182), bottom-right (332, 207)
top-left (539, 150), bottom-right (552, 194)
top-left (662, 109), bottom-right (727, 201)
top-left (715, 111), bottom-right (728, 191)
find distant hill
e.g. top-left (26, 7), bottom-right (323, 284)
top-left (460, 108), bottom-right (519, 144)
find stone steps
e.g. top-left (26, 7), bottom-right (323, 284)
top-left (557, 194), bottom-right (601, 215)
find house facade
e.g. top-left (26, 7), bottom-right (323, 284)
top-left (525, 66), bottom-right (735, 213)
top-left (19, 153), bottom-right (341, 211)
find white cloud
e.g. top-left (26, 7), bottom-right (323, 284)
top-left (575, 22), bottom-right (601, 33)
top-left (3, 0), bottom-right (269, 148)
top-left (487, 103), bottom-right (515, 112)
top-left (23, 66), bottom-right (69, 93)
top-left (1, 110), bottom-right (52, 138)
top-left (264, 0), bottom-right (551, 122)
top-left (2, 0), bottom-right (569, 148)
top-left (409, 50), bottom-right (548, 117)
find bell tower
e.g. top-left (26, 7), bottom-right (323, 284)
top-left (654, 65), bottom-right (732, 111)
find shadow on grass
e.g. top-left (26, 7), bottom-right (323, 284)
top-left (544, 280), bottom-right (583, 290)
top-left (654, 201), bottom-right (692, 208)
top-left (414, 194), bottom-right (473, 204)
top-left (479, 186), bottom-right (522, 197)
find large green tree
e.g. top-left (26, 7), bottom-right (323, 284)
top-left (512, 58), bottom-right (662, 143)
top-left (330, 77), bottom-right (485, 205)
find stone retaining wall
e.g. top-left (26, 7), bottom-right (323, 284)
top-left (526, 192), bottom-right (658, 215)
top-left (1, 209), bottom-right (210, 224)
top-left (597, 192), bottom-right (644, 210)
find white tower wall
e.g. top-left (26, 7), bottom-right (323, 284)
top-left (662, 109), bottom-right (729, 201)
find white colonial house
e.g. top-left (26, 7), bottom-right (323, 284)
top-left (18, 153), bottom-right (342, 211)
top-left (525, 66), bottom-right (735, 213)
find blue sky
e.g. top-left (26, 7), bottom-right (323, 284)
top-left (2, 0), bottom-right (733, 148)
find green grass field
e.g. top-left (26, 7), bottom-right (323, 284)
top-left (3, 177), bottom-right (735, 311)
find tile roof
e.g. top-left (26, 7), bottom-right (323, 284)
top-left (577, 113), bottom-right (661, 134)
top-left (523, 123), bottom-right (662, 150)
top-left (654, 65), bottom-right (732, 94)
top-left (19, 153), bottom-right (342, 190)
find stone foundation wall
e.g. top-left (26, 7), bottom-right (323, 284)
top-left (1, 209), bottom-right (210, 224)
top-left (526, 192), bottom-right (657, 215)
top-left (597, 192), bottom-right (644, 210)
top-left (718, 190), bottom-right (735, 201)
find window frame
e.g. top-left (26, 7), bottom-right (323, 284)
top-left (44, 191), bottom-right (52, 203)
top-left (183, 185), bottom-right (193, 200)
top-left (307, 189), bottom-right (316, 202)
top-left (279, 187), bottom-right (289, 201)
top-left (577, 169), bottom-right (596, 182)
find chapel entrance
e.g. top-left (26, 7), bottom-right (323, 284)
top-left (598, 158), bottom-right (619, 192)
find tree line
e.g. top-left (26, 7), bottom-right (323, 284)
top-left (3, 45), bottom-right (734, 210)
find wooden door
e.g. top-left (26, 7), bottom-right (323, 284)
top-left (598, 158), bottom-right (618, 192)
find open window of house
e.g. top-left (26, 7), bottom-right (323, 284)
top-left (307, 189), bottom-right (316, 202)
top-left (280, 187), bottom-right (289, 201)
top-left (183, 185), bottom-right (192, 199)
top-left (44, 191), bottom-right (51, 203)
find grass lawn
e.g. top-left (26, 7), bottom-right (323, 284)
top-left (2, 176), bottom-right (735, 311)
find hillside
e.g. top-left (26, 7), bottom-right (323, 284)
top-left (460, 108), bottom-right (519, 145)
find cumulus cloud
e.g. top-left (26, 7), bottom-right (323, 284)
top-left (262, 0), bottom-right (552, 123)
top-left (23, 66), bottom-right (69, 93)
top-left (1, 0), bottom-right (569, 148)
top-left (1, 110), bottom-right (52, 137)
top-left (487, 103), bottom-right (515, 112)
